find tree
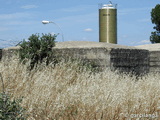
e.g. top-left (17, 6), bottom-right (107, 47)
top-left (150, 4), bottom-right (160, 43)
top-left (19, 33), bottom-right (57, 69)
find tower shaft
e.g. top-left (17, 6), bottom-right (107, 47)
top-left (99, 3), bottom-right (117, 44)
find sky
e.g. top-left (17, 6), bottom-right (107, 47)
top-left (0, 0), bottom-right (159, 48)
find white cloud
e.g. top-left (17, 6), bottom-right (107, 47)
top-left (138, 18), bottom-right (150, 22)
top-left (0, 39), bottom-right (19, 48)
top-left (130, 40), bottom-right (151, 46)
top-left (50, 32), bottom-right (60, 36)
top-left (60, 7), bottom-right (85, 13)
top-left (4, 21), bottom-right (36, 25)
top-left (82, 37), bottom-right (87, 40)
top-left (52, 5), bottom-right (96, 13)
top-left (84, 28), bottom-right (93, 32)
top-left (122, 35), bottom-right (128, 38)
top-left (55, 12), bottom-right (97, 26)
top-left (21, 5), bottom-right (38, 9)
top-left (119, 7), bottom-right (151, 16)
top-left (24, 39), bottom-right (29, 42)
top-left (139, 40), bottom-right (150, 44)
top-left (0, 12), bottom-right (31, 20)
top-left (0, 27), bottom-right (10, 31)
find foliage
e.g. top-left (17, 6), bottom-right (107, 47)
top-left (150, 4), bottom-right (160, 43)
top-left (0, 93), bottom-right (26, 120)
top-left (0, 73), bottom-right (27, 120)
top-left (80, 60), bottom-right (99, 73)
top-left (19, 33), bottom-right (57, 69)
top-left (150, 31), bottom-right (160, 43)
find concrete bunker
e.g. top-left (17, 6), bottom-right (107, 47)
top-left (0, 41), bottom-right (152, 75)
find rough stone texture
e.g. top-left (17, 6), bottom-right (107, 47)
top-left (110, 48), bottom-right (149, 75)
top-left (52, 41), bottom-right (150, 75)
top-left (149, 51), bottom-right (160, 72)
top-left (2, 47), bottom-right (20, 60)
top-left (135, 43), bottom-right (160, 51)
top-left (1, 41), bottom-right (158, 75)
top-left (135, 44), bottom-right (160, 73)
top-left (54, 41), bottom-right (136, 49)
top-left (53, 47), bottom-right (111, 70)
top-left (54, 41), bottom-right (149, 74)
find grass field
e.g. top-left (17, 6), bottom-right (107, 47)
top-left (0, 56), bottom-right (160, 120)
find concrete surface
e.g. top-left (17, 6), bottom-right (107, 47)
top-left (135, 43), bottom-right (160, 51)
top-left (2, 41), bottom-right (160, 74)
top-left (135, 44), bottom-right (160, 73)
top-left (53, 41), bottom-right (149, 75)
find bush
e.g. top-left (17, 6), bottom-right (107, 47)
top-left (0, 73), bottom-right (27, 120)
top-left (19, 33), bottom-right (57, 69)
top-left (0, 93), bottom-right (26, 120)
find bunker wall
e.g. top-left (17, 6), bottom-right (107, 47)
top-left (149, 51), bottom-right (160, 72)
top-left (1, 46), bottom-right (159, 75)
top-left (110, 48), bottom-right (149, 75)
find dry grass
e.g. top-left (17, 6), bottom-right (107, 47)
top-left (0, 56), bottom-right (160, 120)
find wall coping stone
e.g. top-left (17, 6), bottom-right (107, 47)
top-left (135, 43), bottom-right (160, 51)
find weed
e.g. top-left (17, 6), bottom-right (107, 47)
top-left (0, 56), bottom-right (160, 119)
top-left (0, 73), bottom-right (27, 120)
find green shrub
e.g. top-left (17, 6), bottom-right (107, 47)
top-left (0, 73), bottom-right (27, 120)
top-left (0, 93), bottom-right (26, 120)
top-left (19, 33), bottom-right (57, 69)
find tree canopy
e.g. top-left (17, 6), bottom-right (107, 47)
top-left (19, 33), bottom-right (57, 69)
top-left (150, 4), bottom-right (160, 43)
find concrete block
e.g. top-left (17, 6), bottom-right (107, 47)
top-left (52, 47), bottom-right (111, 69)
top-left (150, 66), bottom-right (160, 72)
top-left (148, 51), bottom-right (160, 72)
top-left (2, 48), bottom-right (19, 60)
top-left (150, 51), bottom-right (160, 57)
top-left (150, 57), bottom-right (160, 61)
top-left (150, 61), bottom-right (160, 66)
top-left (110, 48), bottom-right (149, 75)
top-left (3, 42), bottom-right (160, 75)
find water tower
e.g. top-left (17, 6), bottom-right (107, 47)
top-left (99, 1), bottom-right (117, 43)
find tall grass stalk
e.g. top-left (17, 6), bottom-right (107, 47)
top-left (0, 56), bottom-right (160, 119)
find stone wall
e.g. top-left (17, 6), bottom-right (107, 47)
top-left (135, 44), bottom-right (160, 73)
top-left (110, 48), bottom-right (149, 75)
top-left (53, 47), bottom-right (111, 70)
top-left (1, 41), bottom-right (159, 75)
top-left (149, 51), bottom-right (160, 72)
top-left (1, 47), bottom-right (19, 60)
top-left (52, 47), bottom-right (150, 75)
